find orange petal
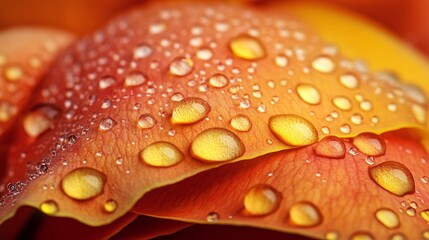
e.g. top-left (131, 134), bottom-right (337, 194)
top-left (134, 129), bottom-right (429, 239)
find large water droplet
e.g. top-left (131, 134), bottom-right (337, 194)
top-left (296, 84), bottom-right (321, 105)
top-left (99, 117), bottom-right (117, 131)
top-left (243, 184), bottom-right (281, 216)
top-left (375, 208), bottom-right (399, 229)
top-left (23, 104), bottom-right (59, 138)
top-left (269, 114), bottom-right (318, 146)
top-left (208, 73), bottom-right (228, 88)
top-left (288, 202), bottom-right (322, 227)
top-left (104, 199), bottom-right (118, 213)
top-left (40, 200), bottom-right (59, 215)
top-left (0, 100), bottom-right (17, 122)
top-left (353, 132), bottom-right (386, 157)
top-left (169, 57), bottom-right (194, 76)
top-left (230, 114), bottom-right (252, 132)
top-left (61, 167), bottom-right (106, 200)
top-left (229, 35), bottom-right (266, 60)
top-left (140, 141), bottom-right (183, 167)
top-left (332, 97), bottom-right (352, 111)
top-left (311, 56), bottom-right (335, 73)
top-left (190, 128), bottom-right (245, 162)
top-left (125, 71), bottom-right (146, 87)
top-left (369, 161), bottom-right (415, 197)
top-left (315, 136), bottom-right (346, 159)
top-left (137, 114), bottom-right (156, 129)
top-left (171, 97), bottom-right (210, 124)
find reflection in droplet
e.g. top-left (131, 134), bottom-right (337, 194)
top-left (99, 117), bottom-right (117, 131)
top-left (133, 43), bottom-right (153, 59)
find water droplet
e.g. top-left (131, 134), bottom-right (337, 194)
top-left (339, 73), bottom-right (359, 89)
top-left (296, 84), bottom-right (321, 105)
top-left (423, 231), bottom-right (429, 240)
top-left (99, 117), bottom-right (117, 131)
top-left (208, 73), bottom-right (228, 88)
top-left (332, 97), bottom-right (352, 111)
top-left (288, 202), bottom-right (322, 227)
top-left (206, 212), bottom-right (220, 222)
top-left (40, 200), bottom-right (59, 215)
top-left (140, 141), bottom-right (183, 167)
top-left (104, 199), bottom-right (118, 213)
top-left (275, 55), bottom-right (288, 68)
top-left (197, 48), bottom-right (213, 60)
top-left (339, 124), bottom-right (351, 134)
top-left (243, 184), bottom-right (281, 216)
top-left (169, 57), bottom-right (194, 76)
top-left (315, 136), bottom-right (346, 159)
top-left (133, 43), bottom-right (152, 59)
top-left (115, 157), bottom-right (124, 165)
top-left (61, 167), bottom-right (106, 200)
top-left (230, 114), bottom-right (252, 132)
top-left (350, 232), bottom-right (374, 240)
top-left (4, 65), bottom-right (23, 82)
top-left (23, 104), bottom-right (59, 138)
top-left (389, 233), bottom-right (405, 240)
top-left (171, 97), bottom-right (210, 124)
top-left (149, 22), bottom-right (166, 34)
top-left (125, 71), bottom-right (146, 87)
top-left (421, 209), bottom-right (429, 222)
top-left (369, 161), bottom-right (415, 197)
top-left (190, 128), bottom-right (245, 162)
top-left (0, 101), bottom-right (17, 122)
top-left (311, 56), bottom-right (335, 73)
top-left (375, 208), bottom-right (399, 229)
top-left (359, 100), bottom-right (373, 112)
top-left (412, 104), bottom-right (426, 124)
top-left (325, 231), bottom-right (339, 240)
top-left (229, 35), bottom-right (266, 60)
top-left (99, 76), bottom-right (116, 89)
top-left (269, 114), bottom-right (318, 146)
top-left (365, 156), bottom-right (375, 165)
top-left (138, 114), bottom-right (156, 129)
top-left (387, 103), bottom-right (398, 112)
top-left (351, 114), bottom-right (363, 125)
top-left (353, 132), bottom-right (386, 156)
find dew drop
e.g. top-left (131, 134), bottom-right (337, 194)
top-left (40, 200), bottom-right (59, 215)
top-left (61, 167), bottom-right (106, 200)
top-left (296, 83), bottom-right (321, 105)
top-left (133, 43), bottom-right (153, 59)
top-left (311, 56), bottom-right (335, 73)
top-left (208, 73), bottom-right (228, 88)
top-left (23, 104), bottom-right (59, 138)
top-left (332, 97), bottom-right (352, 111)
top-left (315, 136), bottom-right (346, 159)
top-left (243, 184), bottom-right (281, 216)
top-left (275, 55), bottom-right (288, 68)
top-left (421, 209), bottom-right (429, 222)
top-left (125, 71), bottom-right (146, 87)
top-left (368, 161), bottom-right (415, 197)
top-left (389, 233), bottom-right (405, 240)
top-left (171, 97), bottom-right (211, 124)
top-left (288, 202), bottom-right (322, 227)
top-left (375, 208), bottom-right (399, 229)
top-left (350, 232), bottom-right (374, 240)
top-left (351, 114), bottom-right (363, 125)
top-left (104, 199), bottom-right (118, 213)
top-left (424, 231), bottom-right (429, 240)
top-left (359, 100), bottom-right (373, 112)
top-left (99, 117), bottom-right (117, 131)
top-left (230, 114), bottom-right (252, 132)
top-left (339, 73), bottom-right (359, 89)
top-left (171, 92), bottom-right (184, 102)
top-left (190, 128), bottom-right (245, 162)
top-left (196, 48), bottom-right (213, 60)
top-left (325, 231), bottom-right (339, 240)
top-left (339, 124), bottom-right (351, 134)
top-left (353, 132), bottom-right (386, 156)
top-left (99, 76), bottom-right (116, 89)
top-left (229, 35), bottom-right (266, 60)
top-left (269, 114), bottom-right (318, 146)
top-left (140, 141), bottom-right (183, 167)
top-left (4, 65), bottom-right (23, 82)
top-left (206, 212), bottom-right (220, 222)
top-left (169, 57), bottom-right (194, 76)
top-left (412, 104), bottom-right (426, 124)
top-left (387, 103), bottom-right (398, 112)
top-left (137, 114), bottom-right (156, 129)
top-left (0, 100), bottom-right (17, 122)
top-left (406, 207), bottom-right (416, 216)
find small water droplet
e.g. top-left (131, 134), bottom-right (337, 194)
top-left (311, 56), bottom-right (335, 73)
top-left (196, 48), bottom-right (213, 60)
top-left (288, 202), bottom-right (322, 227)
top-left (269, 114), bottom-right (318, 146)
top-left (412, 104), bottom-right (426, 124)
top-left (40, 200), bottom-right (59, 215)
top-left (332, 97), bottom-right (352, 111)
top-left (353, 132), bottom-right (386, 156)
top-left (387, 103), bottom-right (398, 112)
top-left (99, 117), bottom-right (117, 131)
top-left (351, 114), bottom-right (363, 125)
top-left (0, 101), bottom-right (17, 122)
top-left (171, 92), bottom-right (185, 102)
top-left (359, 100), bottom-right (373, 112)
top-left (140, 141), bottom-right (183, 167)
top-left (421, 209), bottom-right (429, 222)
top-left (350, 232), bottom-right (374, 240)
top-left (133, 43), bottom-right (153, 59)
top-left (4, 65), bottom-right (23, 82)
top-left (365, 156), bottom-right (375, 165)
top-left (190, 128), bottom-right (245, 162)
top-left (208, 73), bottom-right (228, 88)
top-left (369, 161), bottom-right (415, 197)
top-left (275, 55), bottom-right (288, 68)
top-left (61, 167), bottom-right (106, 200)
top-left (325, 231), bottom-right (339, 240)
top-left (171, 97), bottom-right (210, 124)
top-left (348, 147), bottom-right (359, 156)
top-left (375, 208), bottom-right (399, 229)
top-left (99, 76), bottom-right (116, 89)
top-left (229, 35), bottom-right (266, 60)
top-left (170, 57), bottom-right (194, 76)
top-left (206, 212), bottom-right (220, 222)
top-left (315, 136), bottom-right (346, 159)
top-left (339, 73), bottom-right (359, 89)
top-left (296, 83), bottom-right (321, 105)
top-left (339, 124), bottom-right (351, 134)
top-left (115, 157), bottom-right (124, 165)
top-left (230, 114), bottom-right (252, 132)
top-left (137, 114), bottom-right (156, 129)
top-left (104, 199), bottom-right (118, 213)
top-left (23, 104), bottom-right (59, 138)
top-left (243, 184), bottom-right (281, 216)
top-left (125, 71), bottom-right (146, 87)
